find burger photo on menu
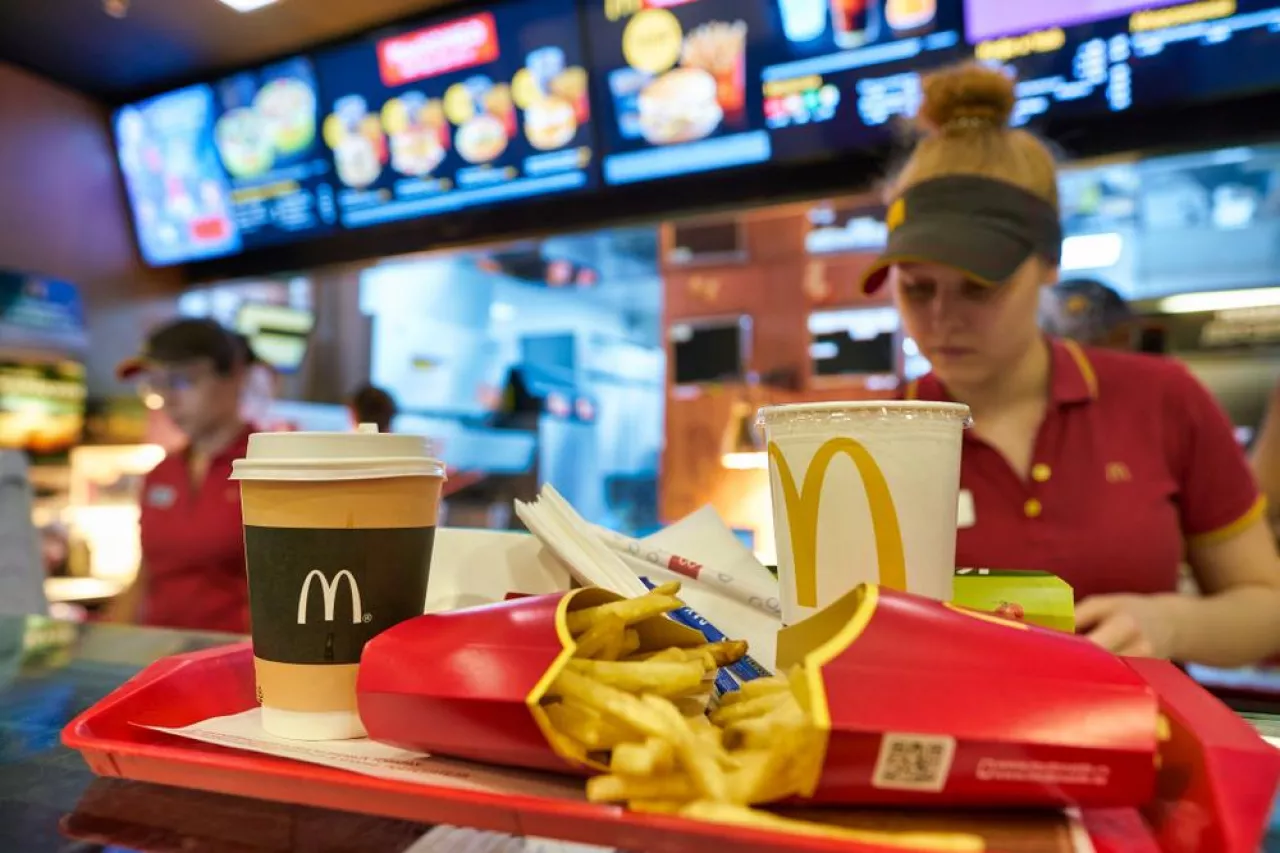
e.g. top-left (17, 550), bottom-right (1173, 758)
top-left (324, 95), bottom-right (388, 189)
top-left (524, 95), bottom-right (579, 151)
top-left (446, 77), bottom-right (516, 166)
top-left (382, 92), bottom-right (448, 177)
top-left (638, 66), bottom-right (723, 146)
top-left (514, 47), bottom-right (591, 153)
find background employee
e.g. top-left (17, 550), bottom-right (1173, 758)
top-left (108, 318), bottom-right (254, 633)
top-left (348, 383), bottom-right (398, 433)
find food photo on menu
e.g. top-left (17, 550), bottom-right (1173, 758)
top-left (314, 0), bottom-right (596, 230)
top-left (589, 0), bottom-right (767, 185)
top-left (213, 56), bottom-right (338, 245)
top-left (113, 85), bottom-right (242, 266)
top-left (588, 0), bottom-right (962, 185)
top-left (761, 0), bottom-right (964, 158)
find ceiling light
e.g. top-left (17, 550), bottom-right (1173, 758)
top-left (1060, 233), bottom-right (1124, 272)
top-left (1158, 287), bottom-right (1280, 315)
top-left (218, 0), bottom-right (280, 12)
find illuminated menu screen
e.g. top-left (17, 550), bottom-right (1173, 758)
top-left (313, 0), bottom-right (596, 229)
top-left (586, 0), bottom-right (963, 185)
top-left (115, 86), bottom-right (243, 265)
top-left (968, 0), bottom-right (1280, 126)
top-left (761, 0), bottom-right (965, 162)
top-left (0, 361), bottom-right (86, 457)
top-left (213, 58), bottom-right (339, 246)
top-left (114, 57), bottom-right (337, 266)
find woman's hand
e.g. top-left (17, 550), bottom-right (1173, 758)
top-left (1075, 594), bottom-right (1177, 659)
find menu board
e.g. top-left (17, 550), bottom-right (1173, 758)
top-left (586, 0), bottom-right (774, 185)
top-left (585, 0), bottom-right (964, 185)
top-left (968, 0), bottom-right (1280, 126)
top-left (212, 57), bottom-right (338, 246)
top-left (763, 0), bottom-right (965, 161)
top-left (114, 56), bottom-right (337, 267)
top-left (313, 0), bottom-right (597, 230)
top-left (115, 86), bottom-right (242, 265)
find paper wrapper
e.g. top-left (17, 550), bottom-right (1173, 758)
top-left (357, 589), bottom-right (703, 775)
top-left (777, 584), bottom-right (1160, 808)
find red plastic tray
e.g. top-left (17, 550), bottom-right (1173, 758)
top-left (60, 643), bottom-right (1270, 853)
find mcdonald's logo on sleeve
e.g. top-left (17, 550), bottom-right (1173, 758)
top-left (297, 570), bottom-right (366, 625)
top-left (768, 438), bottom-right (907, 608)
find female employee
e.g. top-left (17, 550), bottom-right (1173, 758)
top-left (108, 318), bottom-right (254, 633)
top-left (861, 63), bottom-right (1280, 667)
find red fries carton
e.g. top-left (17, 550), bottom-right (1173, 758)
top-left (777, 584), bottom-right (1161, 808)
top-left (1132, 658), bottom-right (1280, 853)
top-left (357, 588), bottom-right (702, 774)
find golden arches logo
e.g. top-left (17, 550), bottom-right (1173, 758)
top-left (767, 437), bottom-right (906, 608)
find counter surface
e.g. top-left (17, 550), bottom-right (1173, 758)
top-left (0, 615), bottom-right (457, 853)
top-left (1, 614), bottom-right (1278, 852)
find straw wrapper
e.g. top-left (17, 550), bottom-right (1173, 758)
top-left (593, 525), bottom-right (781, 618)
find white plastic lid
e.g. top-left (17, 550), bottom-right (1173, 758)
top-left (231, 424), bottom-right (446, 482)
top-left (758, 400), bottom-right (972, 428)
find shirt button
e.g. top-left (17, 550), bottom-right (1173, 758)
top-left (1024, 498), bottom-right (1043, 519)
top-left (1031, 464), bottom-right (1052, 483)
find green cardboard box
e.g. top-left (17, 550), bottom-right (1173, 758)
top-left (951, 569), bottom-right (1075, 632)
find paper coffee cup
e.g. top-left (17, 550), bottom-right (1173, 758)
top-left (757, 401), bottom-right (970, 626)
top-left (231, 425), bottom-right (445, 741)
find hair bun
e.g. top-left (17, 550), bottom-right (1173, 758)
top-left (918, 63), bottom-right (1015, 135)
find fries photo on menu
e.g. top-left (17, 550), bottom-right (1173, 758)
top-left (680, 20), bottom-right (748, 115)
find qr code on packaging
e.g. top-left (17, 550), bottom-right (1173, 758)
top-left (871, 733), bottom-right (956, 792)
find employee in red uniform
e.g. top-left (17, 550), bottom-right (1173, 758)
top-left (109, 319), bottom-right (254, 633)
top-left (859, 63), bottom-right (1280, 667)
top-left (1252, 386), bottom-right (1280, 532)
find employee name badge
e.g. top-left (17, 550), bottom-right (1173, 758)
top-left (146, 484), bottom-right (177, 510)
top-left (957, 489), bottom-right (975, 529)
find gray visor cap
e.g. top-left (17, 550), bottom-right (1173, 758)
top-left (861, 175), bottom-right (1064, 294)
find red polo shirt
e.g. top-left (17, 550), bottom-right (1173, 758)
top-left (906, 339), bottom-right (1264, 600)
top-left (138, 426), bottom-right (252, 633)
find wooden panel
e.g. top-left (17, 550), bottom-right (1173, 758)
top-left (742, 210), bottom-right (807, 263)
top-left (659, 384), bottom-right (787, 540)
top-left (0, 63), bottom-right (182, 391)
top-left (664, 267), bottom-right (767, 321)
top-left (656, 196), bottom-right (910, 541)
top-left (801, 253), bottom-right (887, 308)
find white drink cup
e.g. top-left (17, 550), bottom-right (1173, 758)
top-left (779, 0), bottom-right (829, 42)
top-left (757, 401), bottom-right (970, 625)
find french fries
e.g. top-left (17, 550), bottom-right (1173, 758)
top-left (538, 584), bottom-right (985, 850)
top-left (541, 587), bottom-right (796, 800)
top-left (538, 583), bottom-right (984, 850)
